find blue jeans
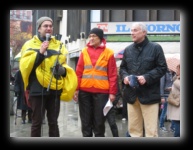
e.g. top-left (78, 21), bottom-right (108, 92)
top-left (170, 120), bottom-right (175, 130)
top-left (159, 99), bottom-right (168, 128)
top-left (173, 120), bottom-right (180, 137)
top-left (159, 99), bottom-right (175, 129)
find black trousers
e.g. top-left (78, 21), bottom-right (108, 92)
top-left (106, 107), bottom-right (119, 137)
top-left (122, 96), bottom-right (128, 119)
top-left (78, 90), bottom-right (108, 137)
top-left (21, 109), bottom-right (32, 122)
top-left (29, 94), bottom-right (60, 137)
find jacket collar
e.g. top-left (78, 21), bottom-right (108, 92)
top-left (134, 36), bottom-right (149, 51)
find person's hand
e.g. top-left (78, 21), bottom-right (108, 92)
top-left (109, 94), bottom-right (116, 103)
top-left (123, 76), bottom-right (129, 85)
top-left (55, 64), bottom-right (66, 76)
top-left (51, 64), bottom-right (66, 76)
top-left (40, 41), bottom-right (49, 55)
top-left (73, 90), bottom-right (79, 102)
top-left (165, 87), bottom-right (172, 91)
top-left (137, 75), bottom-right (146, 85)
top-left (161, 98), bottom-right (165, 103)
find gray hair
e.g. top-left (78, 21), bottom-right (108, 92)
top-left (131, 22), bottom-right (147, 34)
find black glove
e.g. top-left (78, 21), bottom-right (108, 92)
top-left (51, 64), bottom-right (66, 77)
top-left (57, 65), bottom-right (66, 76)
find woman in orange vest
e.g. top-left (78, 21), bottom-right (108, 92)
top-left (73, 28), bottom-right (118, 137)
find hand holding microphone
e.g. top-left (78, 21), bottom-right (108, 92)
top-left (40, 33), bottom-right (50, 56)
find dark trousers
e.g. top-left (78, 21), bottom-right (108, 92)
top-left (29, 94), bottom-right (60, 137)
top-left (106, 107), bottom-right (119, 137)
top-left (21, 109), bottom-right (32, 122)
top-left (122, 96), bottom-right (128, 119)
top-left (78, 90), bottom-right (108, 137)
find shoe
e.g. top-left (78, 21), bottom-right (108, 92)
top-left (170, 128), bottom-right (175, 132)
top-left (126, 131), bottom-right (131, 137)
top-left (122, 118), bottom-right (126, 121)
top-left (160, 127), bottom-right (168, 132)
top-left (22, 120), bottom-right (26, 124)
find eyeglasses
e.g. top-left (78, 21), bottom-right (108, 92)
top-left (42, 25), bottom-right (53, 29)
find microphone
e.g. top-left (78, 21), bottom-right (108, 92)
top-left (44, 33), bottom-right (51, 56)
top-left (46, 33), bottom-right (50, 41)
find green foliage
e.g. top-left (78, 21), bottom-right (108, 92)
top-left (106, 35), bottom-right (180, 42)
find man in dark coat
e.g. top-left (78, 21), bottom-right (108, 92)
top-left (14, 70), bottom-right (32, 124)
top-left (119, 22), bottom-right (167, 137)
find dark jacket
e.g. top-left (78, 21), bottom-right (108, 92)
top-left (119, 37), bottom-right (167, 104)
top-left (14, 70), bottom-right (31, 110)
top-left (160, 69), bottom-right (175, 97)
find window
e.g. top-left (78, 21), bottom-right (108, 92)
top-left (90, 10), bottom-right (101, 22)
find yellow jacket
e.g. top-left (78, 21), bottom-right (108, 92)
top-left (19, 35), bottom-right (77, 101)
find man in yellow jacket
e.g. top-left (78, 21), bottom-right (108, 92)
top-left (73, 28), bottom-right (118, 137)
top-left (19, 16), bottom-right (77, 137)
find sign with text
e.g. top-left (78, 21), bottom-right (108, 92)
top-left (91, 21), bottom-right (180, 34)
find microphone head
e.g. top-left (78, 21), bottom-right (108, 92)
top-left (45, 33), bottom-right (51, 41)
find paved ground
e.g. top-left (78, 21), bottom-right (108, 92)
top-left (10, 100), bottom-right (175, 138)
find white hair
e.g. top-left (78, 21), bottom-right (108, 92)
top-left (131, 22), bottom-right (147, 34)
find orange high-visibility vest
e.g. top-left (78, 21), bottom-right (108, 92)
top-left (80, 47), bottom-right (114, 90)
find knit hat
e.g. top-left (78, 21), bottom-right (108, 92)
top-left (89, 28), bottom-right (104, 40)
top-left (36, 16), bottom-right (53, 29)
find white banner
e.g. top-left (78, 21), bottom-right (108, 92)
top-left (91, 21), bottom-right (180, 34)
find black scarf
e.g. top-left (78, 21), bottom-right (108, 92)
top-left (37, 33), bottom-right (51, 42)
top-left (134, 36), bottom-right (149, 51)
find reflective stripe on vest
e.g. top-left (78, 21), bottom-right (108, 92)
top-left (80, 47), bottom-right (114, 89)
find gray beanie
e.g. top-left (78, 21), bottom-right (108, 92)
top-left (36, 16), bottom-right (53, 29)
top-left (89, 28), bottom-right (104, 41)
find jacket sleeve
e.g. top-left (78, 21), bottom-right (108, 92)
top-left (108, 55), bottom-right (118, 95)
top-left (75, 52), bottom-right (84, 90)
top-left (160, 75), bottom-right (165, 97)
top-left (14, 71), bottom-right (21, 94)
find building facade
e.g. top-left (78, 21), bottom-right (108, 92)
top-left (32, 10), bottom-right (180, 69)
top-left (10, 10), bottom-right (33, 74)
